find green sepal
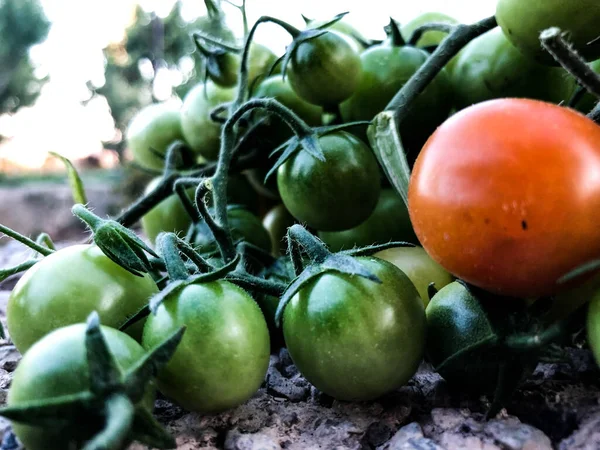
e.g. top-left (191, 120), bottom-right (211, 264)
top-left (82, 394), bottom-right (134, 450)
top-left (130, 408), bottom-right (177, 449)
top-left (86, 312), bottom-right (123, 395)
top-left (342, 240), bottom-right (416, 257)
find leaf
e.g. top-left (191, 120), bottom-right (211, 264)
top-left (367, 111), bottom-right (412, 207)
top-left (50, 152), bottom-right (88, 205)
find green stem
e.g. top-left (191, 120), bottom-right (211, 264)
top-left (227, 273), bottom-right (287, 296)
top-left (173, 178), bottom-right (201, 223)
top-left (540, 27), bottom-right (600, 100)
top-left (385, 15), bottom-right (497, 123)
top-left (287, 229), bottom-right (304, 277)
top-left (504, 320), bottom-right (566, 351)
top-left (0, 259), bottom-right (37, 283)
top-left (287, 224), bottom-right (330, 263)
top-left (158, 233), bottom-right (189, 281)
top-left (0, 224), bottom-right (54, 256)
top-left (82, 394), bottom-right (134, 450)
top-left (163, 141), bottom-right (186, 175)
top-left (407, 22), bottom-right (455, 46)
top-left (35, 233), bottom-right (56, 251)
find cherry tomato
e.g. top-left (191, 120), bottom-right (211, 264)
top-left (7, 324), bottom-right (153, 450)
top-left (375, 246), bottom-right (454, 306)
top-left (209, 43), bottom-right (278, 88)
top-left (277, 131), bottom-right (381, 232)
top-left (282, 257), bottom-right (426, 400)
top-left (287, 31), bottom-right (362, 107)
top-left (142, 280), bottom-right (270, 412)
top-left (7, 245), bottom-right (158, 353)
top-left (451, 28), bottom-right (576, 110)
top-left (262, 204), bottom-right (296, 256)
top-left (496, 0), bottom-right (600, 64)
top-left (180, 81), bottom-right (236, 160)
top-left (318, 189), bottom-right (418, 251)
top-left (126, 102), bottom-right (185, 171)
top-left (340, 42), bottom-right (452, 155)
top-left (401, 12), bottom-right (458, 48)
top-left (408, 98), bottom-right (600, 298)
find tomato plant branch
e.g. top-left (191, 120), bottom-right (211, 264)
top-left (385, 15), bottom-right (498, 121)
top-left (0, 224), bottom-right (54, 256)
top-left (540, 27), bottom-right (600, 100)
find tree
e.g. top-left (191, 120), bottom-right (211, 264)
top-left (0, 0), bottom-right (50, 115)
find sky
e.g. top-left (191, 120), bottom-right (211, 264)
top-left (0, 0), bottom-right (496, 169)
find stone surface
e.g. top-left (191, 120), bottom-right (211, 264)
top-left (0, 242), bottom-right (598, 449)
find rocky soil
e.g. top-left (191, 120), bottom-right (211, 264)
top-left (0, 184), bottom-right (599, 449)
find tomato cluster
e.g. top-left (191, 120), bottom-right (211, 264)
top-left (2, 2), bottom-right (600, 447)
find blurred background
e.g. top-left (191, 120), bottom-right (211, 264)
top-left (0, 0), bottom-right (496, 242)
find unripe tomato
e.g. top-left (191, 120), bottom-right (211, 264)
top-left (277, 131), bottom-right (381, 232)
top-left (142, 280), bottom-right (270, 412)
top-left (375, 246), bottom-right (454, 306)
top-left (126, 102), bottom-right (184, 171)
top-left (7, 324), bottom-right (153, 450)
top-left (282, 257), bottom-right (426, 401)
top-left (287, 31), bottom-right (362, 107)
top-left (7, 245), bottom-right (158, 353)
top-left (401, 12), bottom-right (459, 48)
top-left (209, 43), bottom-right (278, 88)
top-left (451, 28), bottom-right (576, 110)
top-left (409, 98), bottom-right (600, 298)
top-left (496, 0), bottom-right (600, 64)
top-left (180, 81), bottom-right (236, 160)
top-left (262, 204), bottom-right (296, 256)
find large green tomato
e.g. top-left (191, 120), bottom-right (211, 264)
top-left (282, 257), bottom-right (426, 401)
top-left (180, 81), bottom-right (236, 160)
top-left (126, 102), bottom-right (185, 171)
top-left (374, 246), bottom-right (454, 307)
top-left (142, 280), bottom-right (270, 412)
top-left (277, 131), bottom-right (381, 232)
top-left (287, 31), bottom-right (362, 107)
top-left (7, 324), bottom-right (153, 450)
top-left (496, 0), bottom-right (600, 64)
top-left (401, 12), bottom-right (459, 48)
top-left (318, 189), bottom-right (418, 251)
top-left (451, 28), bottom-right (576, 110)
top-left (7, 245), bottom-right (158, 353)
top-left (340, 43), bottom-right (452, 156)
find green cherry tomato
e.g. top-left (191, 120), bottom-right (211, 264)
top-left (496, 0), bottom-right (600, 64)
top-left (142, 280), bottom-right (270, 412)
top-left (340, 43), bottom-right (452, 155)
top-left (8, 324), bottom-right (153, 450)
top-left (451, 29), bottom-right (576, 110)
top-left (283, 257), bottom-right (426, 401)
top-left (194, 206), bottom-right (271, 254)
top-left (262, 204), bottom-right (296, 256)
top-left (374, 246), bottom-right (454, 307)
top-left (401, 12), bottom-right (459, 48)
top-left (180, 81), bottom-right (236, 160)
top-left (318, 189), bottom-right (418, 251)
top-left (209, 43), bottom-right (278, 88)
top-left (587, 290), bottom-right (600, 367)
top-left (126, 102), bottom-right (185, 171)
top-left (7, 245), bottom-right (158, 353)
top-left (277, 131), bottom-right (381, 232)
top-left (287, 31), bottom-right (362, 107)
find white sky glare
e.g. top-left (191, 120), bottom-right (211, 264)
top-left (0, 0), bottom-right (496, 169)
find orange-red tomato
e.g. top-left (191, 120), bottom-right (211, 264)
top-left (408, 98), bottom-right (600, 298)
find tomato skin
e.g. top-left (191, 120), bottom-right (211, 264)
top-left (126, 103), bottom-right (185, 171)
top-left (408, 98), bottom-right (600, 298)
top-left (318, 189), bottom-right (418, 251)
top-left (496, 0), bottom-right (600, 64)
top-left (8, 324), bottom-right (153, 450)
top-left (142, 280), bottom-right (270, 412)
top-left (340, 44), bottom-right (452, 155)
top-left (180, 81), bottom-right (236, 160)
top-left (451, 28), bottom-right (576, 110)
top-left (375, 246), bottom-right (454, 307)
top-left (262, 204), bottom-right (296, 256)
top-left (401, 12), bottom-right (458, 48)
top-left (587, 291), bottom-right (600, 367)
top-left (283, 257), bottom-right (425, 401)
top-left (7, 245), bottom-right (158, 353)
top-left (287, 31), bottom-right (362, 107)
top-left (277, 131), bottom-right (381, 232)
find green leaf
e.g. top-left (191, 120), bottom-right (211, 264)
top-left (49, 151), bottom-right (88, 205)
top-left (367, 111), bottom-right (412, 207)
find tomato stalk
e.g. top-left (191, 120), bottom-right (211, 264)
top-left (385, 15), bottom-right (497, 121)
top-left (406, 22), bottom-right (455, 47)
top-left (0, 224), bottom-right (54, 257)
top-left (540, 27), bottom-right (600, 101)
